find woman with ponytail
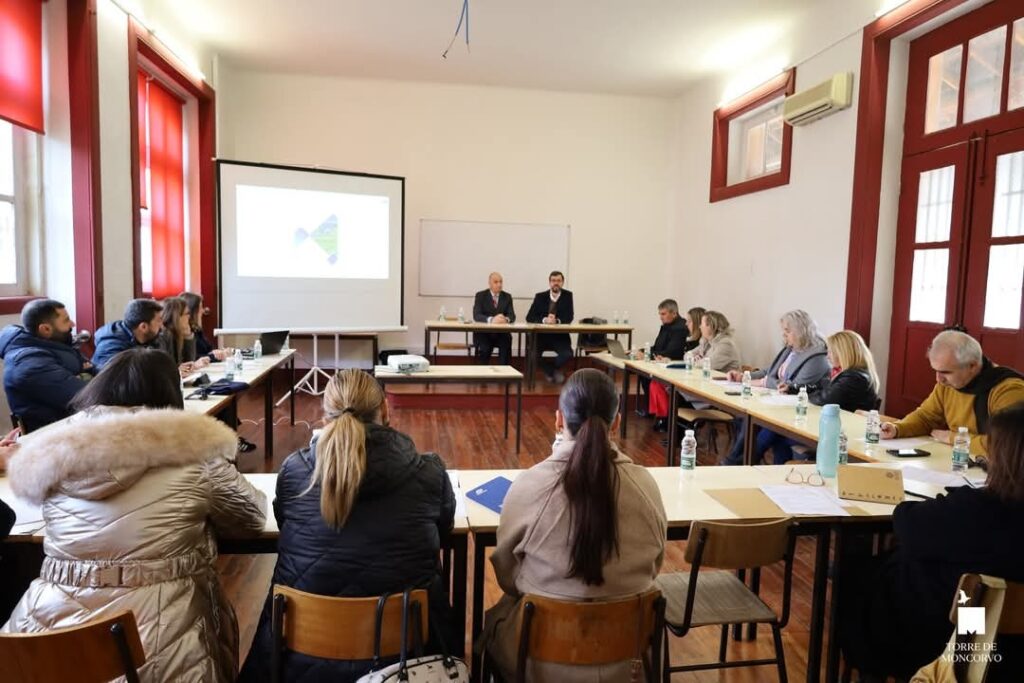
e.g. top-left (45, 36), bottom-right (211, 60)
top-left (482, 369), bottom-right (667, 681)
top-left (240, 369), bottom-right (456, 682)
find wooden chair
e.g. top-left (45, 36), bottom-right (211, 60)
top-left (0, 610), bottom-right (146, 683)
top-left (676, 406), bottom-right (734, 457)
top-left (944, 573), bottom-right (1023, 683)
top-left (485, 589), bottom-right (665, 682)
top-left (655, 518), bottom-right (795, 682)
top-left (270, 585), bottom-right (428, 683)
top-left (433, 316), bottom-right (474, 363)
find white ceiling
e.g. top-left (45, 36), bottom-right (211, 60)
top-left (157, 0), bottom-right (880, 97)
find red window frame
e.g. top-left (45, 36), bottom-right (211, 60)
top-left (709, 68), bottom-right (795, 203)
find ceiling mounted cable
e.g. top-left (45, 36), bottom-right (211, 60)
top-left (442, 0), bottom-right (470, 59)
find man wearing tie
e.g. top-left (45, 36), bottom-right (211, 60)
top-left (473, 272), bottom-right (516, 365)
top-left (526, 271), bottom-right (574, 383)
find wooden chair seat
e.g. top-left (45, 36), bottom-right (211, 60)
top-left (676, 408), bottom-right (733, 424)
top-left (656, 572), bottom-right (776, 629)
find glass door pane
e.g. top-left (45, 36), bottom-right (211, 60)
top-left (983, 244), bottom-right (1024, 329)
top-left (916, 165), bottom-right (956, 242)
top-left (909, 248), bottom-right (950, 322)
top-left (993, 151), bottom-right (1024, 238)
top-left (963, 26), bottom-right (1007, 123)
top-left (926, 45), bottom-right (963, 133)
top-left (1010, 19), bottom-right (1024, 111)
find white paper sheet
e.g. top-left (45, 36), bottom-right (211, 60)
top-left (711, 380), bottom-right (742, 389)
top-left (758, 395), bottom-right (799, 407)
top-left (759, 484), bottom-right (851, 516)
top-left (901, 466), bottom-right (985, 489)
top-left (448, 470), bottom-right (468, 519)
top-left (855, 436), bottom-right (930, 449)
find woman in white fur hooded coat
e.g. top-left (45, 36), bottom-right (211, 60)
top-left (2, 348), bottom-right (267, 682)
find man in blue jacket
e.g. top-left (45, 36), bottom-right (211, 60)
top-left (0, 299), bottom-right (94, 433)
top-left (91, 298), bottom-right (164, 369)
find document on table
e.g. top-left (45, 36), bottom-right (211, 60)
top-left (711, 379), bottom-right (742, 389)
top-left (855, 436), bottom-right (930, 448)
top-left (758, 394), bottom-right (799, 406)
top-left (448, 470), bottom-right (468, 518)
top-left (900, 466), bottom-right (985, 489)
top-left (759, 485), bottom-right (851, 516)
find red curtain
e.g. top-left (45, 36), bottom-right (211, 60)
top-left (146, 77), bottom-right (184, 298)
top-left (0, 0), bottom-right (44, 133)
top-left (137, 71), bottom-right (149, 209)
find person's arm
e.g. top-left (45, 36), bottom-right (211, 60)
top-left (561, 292), bottom-right (574, 324)
top-left (892, 493), bottom-right (969, 561)
top-left (431, 455), bottom-right (456, 542)
top-left (525, 294), bottom-right (544, 324)
top-left (505, 295), bottom-right (516, 324)
top-left (787, 353), bottom-right (830, 390)
top-left (472, 291), bottom-right (489, 323)
top-left (892, 385), bottom-right (948, 438)
top-left (709, 337), bottom-right (741, 372)
top-left (0, 498), bottom-right (14, 539)
top-left (662, 327), bottom-right (689, 360)
top-left (204, 458), bottom-right (268, 538)
top-left (978, 379), bottom-right (1024, 454)
top-left (15, 351), bottom-right (89, 416)
top-left (490, 477), bottom-right (536, 598)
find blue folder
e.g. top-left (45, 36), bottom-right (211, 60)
top-left (465, 476), bottom-right (513, 514)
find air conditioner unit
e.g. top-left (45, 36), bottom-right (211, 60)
top-left (783, 72), bottom-right (853, 126)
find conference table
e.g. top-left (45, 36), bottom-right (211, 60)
top-left (424, 320), bottom-right (634, 388)
top-left (375, 365), bottom-right (524, 452)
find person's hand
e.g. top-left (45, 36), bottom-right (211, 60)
top-left (727, 370), bottom-right (742, 382)
top-left (544, 314), bottom-right (557, 324)
top-left (179, 362), bottom-right (196, 377)
top-left (82, 361), bottom-right (94, 371)
top-left (492, 314), bottom-right (508, 324)
top-left (931, 429), bottom-right (953, 445)
top-left (777, 383), bottom-right (790, 394)
top-left (0, 431), bottom-right (20, 473)
top-left (193, 357), bottom-right (211, 369)
top-left (880, 422), bottom-right (898, 439)
top-left (655, 355), bottom-right (667, 361)
top-left (212, 348), bottom-right (230, 361)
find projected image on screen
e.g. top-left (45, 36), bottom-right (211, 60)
top-left (235, 185), bottom-right (390, 279)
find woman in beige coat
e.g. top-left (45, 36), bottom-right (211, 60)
top-left (2, 348), bottom-right (267, 682)
top-left (482, 369), bottom-right (667, 681)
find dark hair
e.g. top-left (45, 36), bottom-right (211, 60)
top-left (657, 299), bottom-right (678, 314)
top-left (558, 368), bottom-right (620, 585)
top-left (21, 299), bottom-right (65, 335)
top-left (70, 347), bottom-right (184, 412)
top-left (179, 292), bottom-right (204, 330)
top-left (124, 298), bottom-right (163, 331)
top-left (161, 296), bottom-right (188, 361)
top-left (985, 402), bottom-right (1024, 503)
top-left (549, 271), bottom-right (565, 281)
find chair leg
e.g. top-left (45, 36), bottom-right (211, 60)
top-left (718, 624), bottom-right (728, 662)
top-left (662, 632), bottom-right (671, 682)
top-left (771, 623), bottom-right (788, 683)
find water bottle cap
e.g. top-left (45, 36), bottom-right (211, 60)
top-left (958, 426), bottom-right (968, 433)
top-left (684, 429), bottom-right (694, 437)
top-left (821, 403), bottom-right (840, 416)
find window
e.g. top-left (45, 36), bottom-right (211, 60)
top-left (710, 69), bottom-right (795, 203)
top-left (0, 119), bottom-right (29, 298)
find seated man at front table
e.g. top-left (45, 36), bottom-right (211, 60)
top-left (91, 298), bottom-right (164, 369)
top-left (0, 299), bottom-right (95, 432)
top-left (473, 272), bottom-right (516, 365)
top-left (526, 270), bottom-right (574, 383)
top-left (881, 330), bottom-right (1024, 457)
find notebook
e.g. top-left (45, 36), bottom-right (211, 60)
top-left (464, 476), bottom-right (514, 514)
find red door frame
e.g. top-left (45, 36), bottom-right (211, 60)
top-left (127, 19), bottom-right (218, 336)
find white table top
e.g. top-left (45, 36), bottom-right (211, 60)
top-left (374, 365), bottom-right (523, 380)
top-left (216, 327), bottom-right (407, 335)
top-left (589, 351), bottom-right (627, 370)
top-left (425, 321), bottom-right (634, 334)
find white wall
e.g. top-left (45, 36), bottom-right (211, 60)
top-left (668, 32), bottom-right (864, 369)
top-left (217, 70), bottom-right (674, 354)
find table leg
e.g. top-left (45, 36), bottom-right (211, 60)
top-left (806, 527), bottom-right (831, 683)
top-left (732, 568), bottom-right (746, 640)
top-left (449, 534), bottom-right (468, 658)
top-left (503, 383), bottom-right (510, 440)
top-left (470, 532), bottom-right (495, 682)
top-left (264, 369), bottom-right (274, 464)
top-left (666, 385), bottom-right (678, 467)
top-left (620, 368), bottom-right (631, 438)
top-left (424, 327), bottom-right (430, 360)
top-left (746, 567), bottom-right (761, 640)
top-left (743, 415), bottom-right (757, 466)
top-left (516, 380), bottom-right (522, 454)
top-left (289, 355), bottom-right (295, 426)
top-left (825, 525), bottom-right (845, 682)
top-left (372, 335), bottom-right (379, 367)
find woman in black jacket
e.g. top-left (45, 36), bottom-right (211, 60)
top-left (757, 330), bottom-right (880, 462)
top-left (838, 402), bottom-right (1024, 681)
top-left (240, 369), bottom-right (456, 683)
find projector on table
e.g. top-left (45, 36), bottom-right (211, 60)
top-left (386, 354), bottom-right (430, 374)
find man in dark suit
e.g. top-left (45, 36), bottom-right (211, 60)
top-left (473, 272), bottom-right (516, 365)
top-left (526, 271), bottom-right (574, 383)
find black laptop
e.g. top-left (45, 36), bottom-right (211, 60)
top-left (256, 330), bottom-right (289, 355)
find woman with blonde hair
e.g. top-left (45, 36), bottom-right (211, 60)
top-left (241, 369), bottom-right (456, 682)
top-left (691, 310), bottom-right (742, 372)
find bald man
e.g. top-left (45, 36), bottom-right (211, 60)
top-left (473, 272), bottom-right (516, 365)
top-left (881, 330), bottom-right (1024, 456)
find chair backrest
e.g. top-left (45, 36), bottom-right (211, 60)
top-left (271, 585), bottom-right (428, 660)
top-left (515, 589), bottom-right (665, 672)
top-left (685, 518), bottom-right (794, 570)
top-left (0, 610), bottom-right (145, 683)
top-left (946, 574), bottom-right (1024, 682)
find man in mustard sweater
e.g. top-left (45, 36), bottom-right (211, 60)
top-left (881, 330), bottom-right (1024, 456)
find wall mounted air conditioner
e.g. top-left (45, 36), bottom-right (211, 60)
top-left (783, 72), bottom-right (853, 126)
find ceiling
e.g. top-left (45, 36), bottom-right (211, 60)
top-left (156, 0), bottom-right (878, 97)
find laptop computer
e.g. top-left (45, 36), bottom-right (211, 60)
top-left (606, 339), bottom-right (629, 359)
top-left (256, 330), bottom-right (289, 355)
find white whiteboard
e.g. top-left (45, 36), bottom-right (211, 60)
top-left (418, 220), bottom-right (570, 298)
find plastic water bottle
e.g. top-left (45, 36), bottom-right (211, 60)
top-left (457, 307), bottom-right (465, 323)
top-left (680, 429), bottom-right (697, 471)
top-left (224, 356), bottom-right (236, 381)
top-left (253, 338), bottom-right (263, 360)
top-left (865, 410), bottom-right (881, 445)
top-left (816, 404), bottom-right (841, 477)
top-left (233, 348), bottom-right (244, 374)
top-left (683, 351), bottom-right (693, 372)
top-left (741, 370), bottom-right (752, 398)
top-left (952, 427), bottom-right (970, 473)
top-left (623, 311), bottom-right (629, 324)
top-left (439, 305), bottom-right (447, 321)
top-left (613, 310), bottom-right (620, 324)
top-left (838, 430), bottom-right (849, 465)
top-left (701, 357), bottom-right (711, 379)
top-left (643, 342), bottom-right (652, 360)
top-left (796, 386), bottom-right (809, 420)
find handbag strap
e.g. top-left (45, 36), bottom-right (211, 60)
top-left (369, 592), bottom-right (393, 671)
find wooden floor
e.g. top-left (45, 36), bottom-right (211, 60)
top-left (222, 378), bottom-right (828, 681)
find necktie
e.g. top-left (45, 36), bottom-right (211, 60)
top-left (493, 295), bottom-right (499, 309)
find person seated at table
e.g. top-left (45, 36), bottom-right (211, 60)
top-left (473, 271), bottom-right (517, 365)
top-left (2, 347), bottom-right (267, 682)
top-left (155, 296), bottom-right (211, 376)
top-left (683, 306), bottom-right (706, 353)
top-left (526, 271), bottom-right (574, 383)
top-left (642, 301), bottom-right (702, 430)
top-left (480, 369), bottom-right (667, 681)
top-left (180, 291), bottom-right (232, 362)
top-left (0, 298), bottom-right (95, 433)
top-left (241, 368), bottom-right (456, 682)
top-left (880, 330), bottom-right (1024, 458)
top-left (721, 309), bottom-right (829, 466)
top-left (838, 402), bottom-right (1024, 681)
top-left (753, 330), bottom-right (881, 463)
top-left (91, 298), bottom-right (164, 369)
top-left (690, 310), bottom-right (742, 373)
